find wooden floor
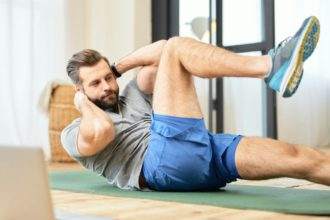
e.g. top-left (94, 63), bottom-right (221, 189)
top-left (49, 163), bottom-right (330, 220)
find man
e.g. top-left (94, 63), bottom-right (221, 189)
top-left (61, 16), bottom-right (329, 191)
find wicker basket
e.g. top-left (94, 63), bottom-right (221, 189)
top-left (49, 85), bottom-right (81, 162)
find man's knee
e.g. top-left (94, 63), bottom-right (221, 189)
top-left (162, 36), bottom-right (192, 58)
top-left (283, 142), bottom-right (300, 158)
top-left (157, 37), bottom-right (193, 78)
top-left (288, 144), bottom-right (324, 178)
top-left (162, 37), bottom-right (180, 58)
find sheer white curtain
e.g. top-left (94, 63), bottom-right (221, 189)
top-left (275, 0), bottom-right (330, 148)
top-left (0, 0), bottom-right (69, 157)
top-left (0, 0), bottom-right (152, 159)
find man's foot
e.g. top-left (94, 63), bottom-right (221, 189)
top-left (265, 16), bottom-right (320, 97)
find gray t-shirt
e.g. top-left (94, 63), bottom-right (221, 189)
top-left (60, 77), bottom-right (152, 190)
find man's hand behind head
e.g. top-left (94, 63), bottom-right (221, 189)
top-left (74, 91), bottom-right (88, 111)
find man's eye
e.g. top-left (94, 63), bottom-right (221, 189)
top-left (91, 82), bottom-right (99, 87)
top-left (105, 75), bottom-right (112, 81)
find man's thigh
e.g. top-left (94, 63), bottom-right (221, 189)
top-left (152, 43), bottom-right (203, 118)
top-left (235, 136), bottom-right (318, 180)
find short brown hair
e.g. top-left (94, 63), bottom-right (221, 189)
top-left (66, 49), bottom-right (111, 84)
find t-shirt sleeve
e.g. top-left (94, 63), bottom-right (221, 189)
top-left (60, 118), bottom-right (83, 158)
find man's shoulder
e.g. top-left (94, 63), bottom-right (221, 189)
top-left (60, 117), bottom-right (83, 158)
top-left (64, 117), bottom-right (81, 129)
top-left (61, 118), bottom-right (81, 136)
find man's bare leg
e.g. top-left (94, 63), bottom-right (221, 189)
top-left (152, 38), bottom-right (206, 118)
top-left (235, 137), bottom-right (330, 186)
top-left (116, 37), bottom-right (271, 79)
top-left (115, 37), bottom-right (271, 117)
top-left (163, 37), bottom-right (271, 79)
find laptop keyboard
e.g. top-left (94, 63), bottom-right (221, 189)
top-left (55, 209), bottom-right (112, 220)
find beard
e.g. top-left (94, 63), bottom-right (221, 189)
top-left (89, 90), bottom-right (119, 113)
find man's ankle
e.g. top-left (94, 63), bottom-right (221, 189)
top-left (262, 55), bottom-right (273, 79)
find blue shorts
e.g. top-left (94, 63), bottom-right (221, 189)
top-left (142, 113), bottom-right (243, 191)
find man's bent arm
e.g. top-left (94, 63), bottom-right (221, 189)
top-left (115, 40), bottom-right (167, 73)
top-left (115, 40), bottom-right (167, 94)
top-left (76, 93), bottom-right (115, 157)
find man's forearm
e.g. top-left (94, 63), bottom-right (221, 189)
top-left (76, 95), bottom-right (115, 157)
top-left (115, 40), bottom-right (167, 74)
top-left (79, 99), bottom-right (114, 138)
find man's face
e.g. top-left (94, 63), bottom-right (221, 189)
top-left (78, 59), bottom-right (119, 111)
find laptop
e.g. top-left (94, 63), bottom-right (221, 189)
top-left (0, 146), bottom-right (111, 220)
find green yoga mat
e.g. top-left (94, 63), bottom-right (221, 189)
top-left (49, 170), bottom-right (330, 215)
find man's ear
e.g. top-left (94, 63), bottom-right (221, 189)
top-left (74, 84), bottom-right (83, 92)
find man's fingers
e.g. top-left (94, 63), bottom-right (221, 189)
top-left (74, 91), bottom-right (87, 111)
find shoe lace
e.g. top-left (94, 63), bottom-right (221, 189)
top-left (273, 36), bottom-right (292, 54)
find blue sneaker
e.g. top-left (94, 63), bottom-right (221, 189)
top-left (265, 16), bottom-right (320, 97)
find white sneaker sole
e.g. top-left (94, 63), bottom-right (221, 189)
top-left (279, 16), bottom-right (320, 97)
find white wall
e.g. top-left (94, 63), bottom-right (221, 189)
top-left (0, 0), bottom-right (152, 160)
top-left (275, 0), bottom-right (330, 148)
top-left (64, 0), bottom-right (152, 88)
top-left (85, 0), bottom-right (151, 91)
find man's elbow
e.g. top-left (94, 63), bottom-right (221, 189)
top-left (158, 39), bottom-right (167, 47)
top-left (137, 66), bottom-right (157, 94)
top-left (78, 121), bottom-right (115, 156)
top-left (94, 121), bottom-right (115, 144)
